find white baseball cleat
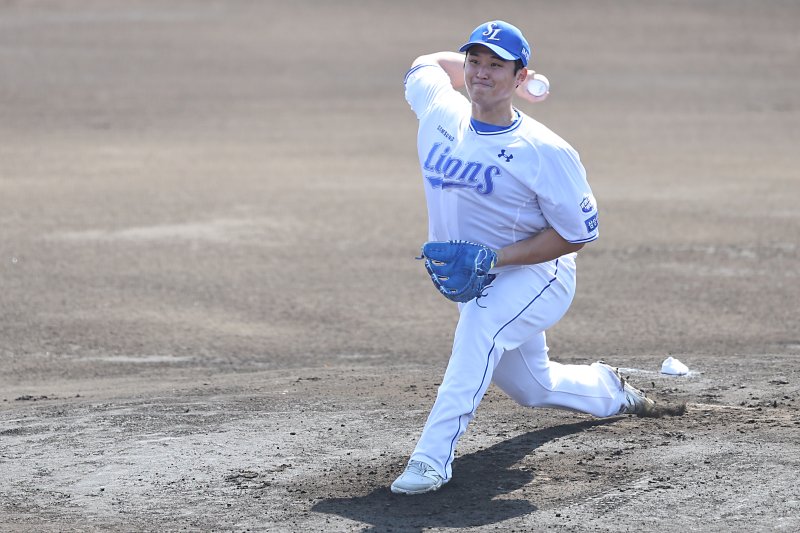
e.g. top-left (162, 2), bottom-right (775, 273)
top-left (619, 379), bottom-right (656, 416)
top-left (390, 460), bottom-right (447, 495)
top-left (597, 361), bottom-right (656, 416)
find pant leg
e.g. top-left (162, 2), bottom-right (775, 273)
top-left (492, 333), bottom-right (626, 417)
top-left (410, 258), bottom-right (576, 479)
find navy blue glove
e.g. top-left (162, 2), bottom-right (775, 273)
top-left (420, 240), bottom-right (497, 303)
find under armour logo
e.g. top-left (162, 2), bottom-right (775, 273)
top-left (498, 149), bottom-right (513, 162)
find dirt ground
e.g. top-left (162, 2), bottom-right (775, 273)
top-left (2, 1), bottom-right (799, 531)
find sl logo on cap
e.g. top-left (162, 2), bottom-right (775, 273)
top-left (482, 22), bottom-right (502, 41)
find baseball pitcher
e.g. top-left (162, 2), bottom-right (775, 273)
top-left (392, 20), bottom-right (659, 496)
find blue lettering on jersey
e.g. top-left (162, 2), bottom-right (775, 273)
top-left (422, 142), bottom-right (496, 195)
top-left (437, 125), bottom-right (455, 142)
top-left (584, 213), bottom-right (598, 232)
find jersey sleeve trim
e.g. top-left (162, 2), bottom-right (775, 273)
top-left (567, 234), bottom-right (599, 244)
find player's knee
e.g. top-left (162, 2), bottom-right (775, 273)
top-left (501, 384), bottom-right (561, 408)
top-left (519, 394), bottom-right (553, 408)
top-left (500, 386), bottom-right (545, 408)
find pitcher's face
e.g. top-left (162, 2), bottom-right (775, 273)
top-left (464, 45), bottom-right (525, 109)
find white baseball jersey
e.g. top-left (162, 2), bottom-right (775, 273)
top-left (404, 63), bottom-right (599, 263)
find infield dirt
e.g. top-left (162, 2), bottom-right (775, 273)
top-left (2, 1), bottom-right (799, 531)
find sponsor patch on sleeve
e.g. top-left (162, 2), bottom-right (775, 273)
top-left (584, 213), bottom-right (598, 233)
top-left (580, 194), bottom-right (596, 213)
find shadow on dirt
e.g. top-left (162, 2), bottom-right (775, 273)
top-left (312, 418), bottom-right (617, 532)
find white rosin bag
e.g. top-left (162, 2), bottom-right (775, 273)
top-left (661, 356), bottom-right (689, 375)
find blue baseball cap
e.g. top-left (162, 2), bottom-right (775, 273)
top-left (459, 20), bottom-right (531, 66)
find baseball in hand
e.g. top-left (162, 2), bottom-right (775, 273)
top-left (526, 74), bottom-right (550, 97)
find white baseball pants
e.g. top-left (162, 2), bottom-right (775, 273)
top-left (410, 255), bottom-right (626, 480)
